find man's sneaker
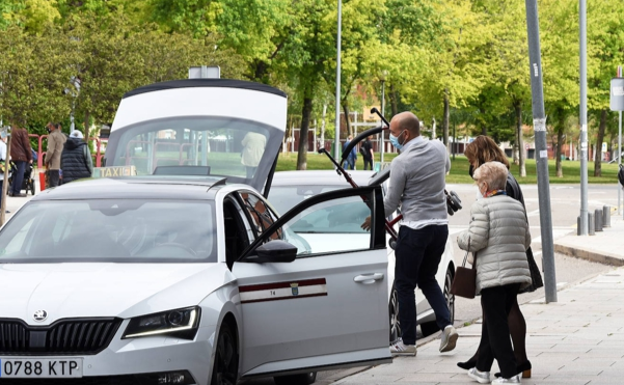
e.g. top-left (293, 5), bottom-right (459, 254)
top-left (439, 325), bottom-right (459, 352)
top-left (390, 340), bottom-right (416, 356)
top-left (467, 368), bottom-right (490, 384)
top-left (491, 375), bottom-right (520, 384)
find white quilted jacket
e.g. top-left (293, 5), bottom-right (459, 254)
top-left (457, 194), bottom-right (532, 295)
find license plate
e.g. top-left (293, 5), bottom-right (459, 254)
top-left (0, 358), bottom-right (83, 378)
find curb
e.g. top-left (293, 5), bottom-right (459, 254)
top-left (553, 242), bottom-right (624, 266)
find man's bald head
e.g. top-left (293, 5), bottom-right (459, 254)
top-left (389, 111), bottom-right (420, 142)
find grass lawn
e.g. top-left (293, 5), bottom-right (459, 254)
top-left (276, 152), bottom-right (621, 185)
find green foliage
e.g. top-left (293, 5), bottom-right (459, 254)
top-left (1, 0), bottom-right (624, 158)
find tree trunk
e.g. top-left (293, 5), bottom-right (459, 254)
top-left (342, 103), bottom-right (351, 137)
top-left (515, 103), bottom-right (526, 177)
top-left (594, 109), bottom-right (607, 177)
top-left (443, 90), bottom-right (450, 151)
top-left (390, 84), bottom-right (398, 117)
top-left (556, 127), bottom-right (564, 177)
top-left (296, 97), bottom-right (313, 170)
top-left (320, 104), bottom-right (327, 149)
top-left (84, 111), bottom-right (90, 142)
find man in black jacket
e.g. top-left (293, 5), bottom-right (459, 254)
top-left (60, 131), bottom-right (93, 184)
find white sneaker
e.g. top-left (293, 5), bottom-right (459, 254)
top-left (467, 367), bottom-right (491, 384)
top-left (390, 340), bottom-right (417, 356)
top-left (491, 375), bottom-right (520, 384)
top-left (439, 325), bottom-right (459, 352)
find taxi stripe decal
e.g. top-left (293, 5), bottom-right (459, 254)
top-left (239, 278), bottom-right (327, 304)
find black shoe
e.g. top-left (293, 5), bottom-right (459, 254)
top-left (5, 210), bottom-right (10, 214)
top-left (457, 358), bottom-right (477, 370)
top-left (494, 361), bottom-right (532, 379)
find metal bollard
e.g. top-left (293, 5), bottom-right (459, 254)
top-left (595, 209), bottom-right (603, 232)
top-left (577, 216), bottom-right (581, 236)
top-left (603, 205), bottom-right (611, 228)
top-left (588, 212), bottom-right (595, 235)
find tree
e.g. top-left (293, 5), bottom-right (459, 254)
top-left (0, 25), bottom-right (75, 130)
top-left (585, 0), bottom-right (624, 176)
top-left (540, 0), bottom-right (580, 177)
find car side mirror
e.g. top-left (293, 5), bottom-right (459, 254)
top-left (245, 240), bottom-right (297, 263)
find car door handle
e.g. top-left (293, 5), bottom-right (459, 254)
top-left (354, 273), bottom-right (384, 284)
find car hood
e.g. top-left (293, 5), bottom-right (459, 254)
top-left (0, 263), bottom-right (230, 326)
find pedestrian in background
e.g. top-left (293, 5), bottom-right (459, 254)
top-left (343, 135), bottom-right (357, 170)
top-left (241, 131), bottom-right (266, 179)
top-left (8, 126), bottom-right (32, 197)
top-left (362, 111), bottom-right (458, 356)
top-left (0, 131), bottom-right (9, 213)
top-left (360, 136), bottom-right (374, 170)
top-left (45, 122), bottom-right (66, 187)
top-left (457, 161), bottom-right (532, 384)
top-left (457, 135), bottom-right (541, 379)
top-left (61, 131), bottom-right (93, 184)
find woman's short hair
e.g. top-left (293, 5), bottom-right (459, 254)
top-left (474, 161), bottom-right (508, 191)
top-left (464, 136), bottom-right (510, 169)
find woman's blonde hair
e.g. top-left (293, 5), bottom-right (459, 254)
top-left (464, 136), bottom-right (510, 169)
top-left (474, 161), bottom-right (508, 191)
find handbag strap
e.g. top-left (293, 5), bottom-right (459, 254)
top-left (461, 238), bottom-right (470, 267)
top-left (461, 238), bottom-right (477, 270)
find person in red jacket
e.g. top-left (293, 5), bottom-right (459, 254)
top-left (9, 126), bottom-right (33, 197)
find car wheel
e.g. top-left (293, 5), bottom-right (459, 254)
top-left (210, 323), bottom-right (238, 385)
top-left (389, 285), bottom-right (401, 343)
top-left (274, 372), bottom-right (317, 385)
top-left (420, 268), bottom-right (455, 337)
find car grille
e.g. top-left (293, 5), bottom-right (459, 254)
top-left (0, 318), bottom-right (122, 356)
top-left (0, 376), bottom-right (141, 385)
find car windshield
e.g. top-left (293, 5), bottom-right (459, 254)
top-left (105, 116), bottom-right (279, 182)
top-left (269, 186), bottom-right (369, 234)
top-left (0, 200), bottom-right (217, 263)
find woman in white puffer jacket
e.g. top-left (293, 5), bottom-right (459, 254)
top-left (457, 161), bottom-right (531, 384)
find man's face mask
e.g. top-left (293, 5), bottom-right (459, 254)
top-left (389, 130), bottom-right (406, 150)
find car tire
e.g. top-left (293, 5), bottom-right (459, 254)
top-left (420, 268), bottom-right (455, 337)
top-left (210, 322), bottom-right (239, 385)
top-left (388, 284), bottom-right (401, 343)
top-left (274, 371), bottom-right (317, 385)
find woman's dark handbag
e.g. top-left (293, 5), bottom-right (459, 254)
top-left (520, 247), bottom-right (544, 293)
top-left (450, 248), bottom-right (476, 299)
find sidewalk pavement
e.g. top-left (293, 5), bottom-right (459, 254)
top-left (336, 214), bottom-right (624, 385)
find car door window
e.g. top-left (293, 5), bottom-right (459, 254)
top-left (245, 186), bottom-right (385, 259)
top-left (238, 191), bottom-right (281, 240)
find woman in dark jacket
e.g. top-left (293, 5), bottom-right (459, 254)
top-left (458, 161), bottom-right (532, 384)
top-left (457, 135), bottom-right (543, 379)
top-left (61, 131), bottom-right (93, 184)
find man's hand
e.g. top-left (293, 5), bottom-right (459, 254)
top-left (361, 215), bottom-right (372, 231)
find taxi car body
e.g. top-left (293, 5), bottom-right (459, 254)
top-left (0, 79), bottom-right (391, 385)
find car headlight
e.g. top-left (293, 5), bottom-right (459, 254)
top-left (122, 306), bottom-right (200, 340)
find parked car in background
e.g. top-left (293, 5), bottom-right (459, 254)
top-left (269, 170), bottom-right (457, 342)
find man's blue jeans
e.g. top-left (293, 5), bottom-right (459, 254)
top-left (395, 224), bottom-right (451, 345)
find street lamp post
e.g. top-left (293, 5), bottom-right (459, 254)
top-left (65, 76), bottom-right (81, 133)
top-left (334, 0), bottom-right (342, 161)
top-left (380, 78), bottom-right (385, 164)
